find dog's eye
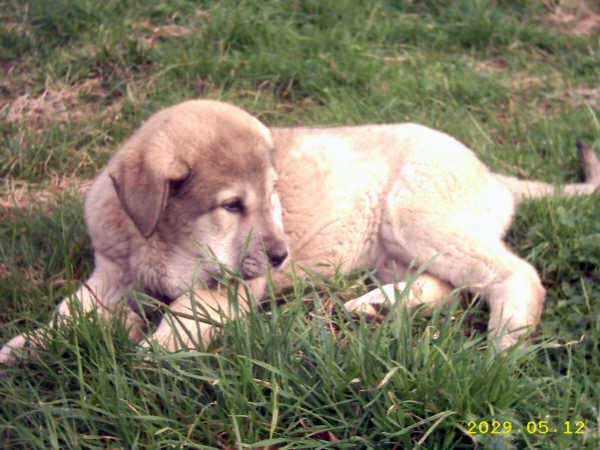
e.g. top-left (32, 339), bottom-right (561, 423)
top-left (170, 175), bottom-right (191, 196)
top-left (222, 199), bottom-right (245, 213)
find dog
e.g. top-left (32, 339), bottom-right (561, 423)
top-left (1, 99), bottom-right (599, 363)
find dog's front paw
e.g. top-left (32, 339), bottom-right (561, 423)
top-left (489, 328), bottom-right (530, 351)
top-left (0, 334), bottom-right (28, 365)
top-left (142, 318), bottom-right (214, 353)
top-left (344, 283), bottom-right (406, 318)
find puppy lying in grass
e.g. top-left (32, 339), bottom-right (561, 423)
top-left (2, 99), bottom-right (599, 363)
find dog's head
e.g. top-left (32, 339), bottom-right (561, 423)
top-left (107, 100), bottom-right (288, 283)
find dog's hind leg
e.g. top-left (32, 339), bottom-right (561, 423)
top-left (381, 221), bottom-right (545, 348)
top-left (371, 143), bottom-right (547, 347)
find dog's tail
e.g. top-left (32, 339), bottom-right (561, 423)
top-left (495, 140), bottom-right (600, 203)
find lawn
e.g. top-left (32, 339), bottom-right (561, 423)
top-left (1, 0), bottom-right (600, 448)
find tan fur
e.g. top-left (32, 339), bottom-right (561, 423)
top-left (2, 101), bottom-right (599, 363)
top-left (1, 100), bottom-right (287, 362)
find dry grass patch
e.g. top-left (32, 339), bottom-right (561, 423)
top-left (502, 73), bottom-right (556, 90)
top-left (0, 262), bottom-right (9, 279)
top-left (473, 57), bottom-right (508, 74)
top-left (560, 85), bottom-right (600, 106)
top-left (1, 78), bottom-right (123, 130)
top-left (0, 175), bottom-right (90, 213)
top-left (545, 0), bottom-right (600, 37)
top-left (132, 21), bottom-right (194, 47)
top-left (471, 57), bottom-right (560, 90)
top-left (132, 10), bottom-right (209, 47)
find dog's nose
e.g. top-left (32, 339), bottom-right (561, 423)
top-left (267, 247), bottom-right (288, 268)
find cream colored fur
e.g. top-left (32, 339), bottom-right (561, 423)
top-left (2, 100), bottom-right (599, 363)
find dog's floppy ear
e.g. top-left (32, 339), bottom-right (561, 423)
top-left (109, 150), bottom-right (190, 238)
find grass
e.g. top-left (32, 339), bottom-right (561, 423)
top-left (1, 0), bottom-right (600, 448)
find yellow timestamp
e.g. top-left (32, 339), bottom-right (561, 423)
top-left (466, 420), bottom-right (586, 435)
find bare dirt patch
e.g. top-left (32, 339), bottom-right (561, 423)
top-left (545, 0), bottom-right (600, 37)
